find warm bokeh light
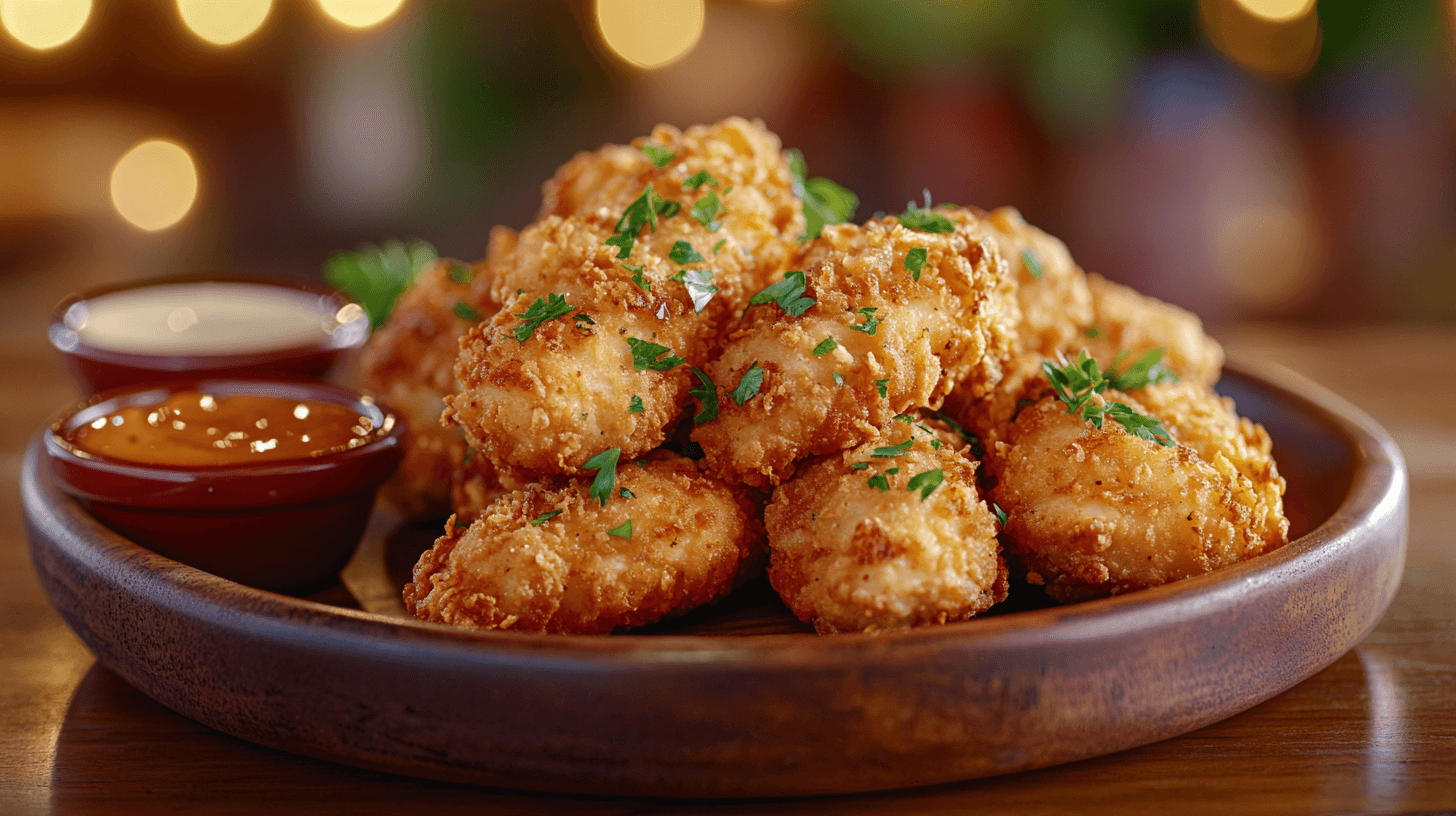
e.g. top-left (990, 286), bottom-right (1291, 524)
top-left (316, 0), bottom-right (405, 30)
top-left (596, 0), bottom-right (704, 69)
top-left (1232, 0), bottom-right (1316, 24)
top-left (0, 0), bottom-right (90, 50)
top-left (177, 0), bottom-right (272, 46)
top-left (1200, 0), bottom-right (1321, 79)
top-left (1217, 203), bottom-right (1320, 309)
top-left (109, 139), bottom-right (199, 231)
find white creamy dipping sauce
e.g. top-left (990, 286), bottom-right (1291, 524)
top-left (66, 282), bottom-right (363, 356)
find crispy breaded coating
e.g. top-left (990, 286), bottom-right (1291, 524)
top-left (1080, 274), bottom-right (1224, 386)
top-left (767, 419), bottom-right (1007, 634)
top-left (693, 210), bottom-right (1018, 487)
top-left (404, 454), bottom-right (766, 634)
top-left (990, 383), bottom-right (1287, 603)
top-left (360, 248), bottom-right (509, 518)
top-left (538, 116), bottom-right (803, 294)
top-left (980, 206), bottom-right (1095, 356)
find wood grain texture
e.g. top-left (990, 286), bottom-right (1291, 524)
top-left (2, 323), bottom-right (1454, 815)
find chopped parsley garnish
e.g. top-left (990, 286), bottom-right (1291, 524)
top-left (627, 337), bottom-right (685, 371)
top-left (453, 301), bottom-right (479, 321)
top-left (624, 263), bottom-right (650, 294)
top-left (848, 306), bottom-right (879, 335)
top-left (1107, 348), bottom-right (1179, 391)
top-left (712, 239), bottom-right (725, 255)
top-left (851, 462), bottom-right (869, 470)
top-left (1021, 249), bottom-right (1044, 279)
top-left (688, 367), bottom-right (719, 424)
top-left (812, 337), bottom-right (838, 356)
top-left (1042, 350), bottom-right (1176, 446)
top-left (684, 170), bottom-right (717, 190)
top-left (675, 268), bottom-right (718, 313)
top-left (992, 503), bottom-right (1009, 528)
top-left (575, 312), bottom-right (595, 327)
top-left (931, 411), bottom-right (983, 457)
top-left (690, 191), bottom-right (723, 232)
top-left (897, 203), bottom-right (955, 234)
top-left (628, 395), bottom-right (644, 413)
top-left (893, 414), bottom-right (913, 423)
top-left (930, 439), bottom-right (942, 450)
top-left (872, 439), bottom-right (913, 458)
top-left (447, 260), bottom-right (473, 284)
top-left (867, 473), bottom-right (890, 491)
top-left (607, 185), bottom-right (677, 259)
top-left (906, 468), bottom-right (943, 501)
top-left (583, 448), bottom-right (621, 506)
top-left (619, 487), bottom-right (635, 499)
top-left (904, 247), bottom-right (928, 281)
top-left (1085, 326), bottom-right (1102, 339)
top-left (529, 510), bottom-right (561, 526)
top-left (323, 239), bottom-right (438, 327)
top-left (641, 144), bottom-right (675, 167)
top-left (875, 378), bottom-right (889, 398)
top-left (730, 362), bottom-right (764, 406)
top-left (749, 270), bottom-right (815, 316)
top-left (512, 293), bottom-right (574, 342)
top-left (606, 519), bottom-right (634, 538)
top-left (787, 148), bottom-right (858, 240)
top-left (834, 371), bottom-right (844, 387)
top-left (669, 240), bottom-right (705, 265)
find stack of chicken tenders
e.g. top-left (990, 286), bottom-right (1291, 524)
top-left (360, 118), bottom-right (1289, 635)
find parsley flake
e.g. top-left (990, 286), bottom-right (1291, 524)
top-left (813, 337), bottom-right (838, 356)
top-left (669, 240), bottom-right (705, 265)
top-left (628, 395), bottom-right (644, 413)
top-left (992, 503), bottom-right (1009, 528)
top-left (1084, 326), bottom-right (1102, 339)
top-left (848, 306), bottom-right (879, 335)
top-left (583, 448), bottom-right (621, 506)
top-left (1041, 351), bottom-right (1176, 446)
top-left (689, 367), bottom-right (719, 424)
top-left (867, 473), bottom-right (890, 491)
top-left (897, 203), bottom-right (955, 234)
top-left (606, 519), bottom-right (634, 538)
top-left (529, 510), bottom-right (561, 526)
top-left (932, 411), bottom-right (983, 457)
top-left (906, 468), bottom-right (943, 501)
top-left (575, 312), bottom-right (595, 327)
top-left (672, 268), bottom-right (717, 313)
top-left (712, 239), bottom-right (725, 255)
top-left (512, 294), bottom-right (574, 342)
top-left (619, 487), bottom-right (635, 499)
top-left (904, 247), bottom-right (928, 281)
top-left (749, 270), bottom-right (815, 316)
top-left (851, 462), bottom-right (869, 470)
top-left (324, 239), bottom-right (438, 327)
top-left (875, 378), bottom-right (889, 398)
top-left (684, 170), bottom-right (717, 191)
top-left (453, 301), bottom-right (479, 321)
top-left (627, 337), bottom-right (685, 371)
top-left (1107, 348), bottom-right (1179, 391)
top-left (1021, 249), bottom-right (1044, 279)
top-left (787, 149), bottom-right (858, 240)
top-left (1105, 402), bottom-right (1175, 446)
top-left (730, 362), bottom-right (764, 406)
top-left (834, 371), bottom-right (844, 387)
top-left (690, 191), bottom-right (723, 232)
top-left (893, 414), bottom-right (913, 423)
top-left (607, 185), bottom-right (677, 259)
top-left (447, 260), bottom-right (473, 284)
top-left (872, 439), bottom-right (913, 458)
top-left (624, 263), bottom-right (650, 294)
top-left (642, 144), bottom-right (675, 167)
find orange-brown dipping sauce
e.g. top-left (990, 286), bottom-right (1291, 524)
top-left (66, 390), bottom-right (389, 468)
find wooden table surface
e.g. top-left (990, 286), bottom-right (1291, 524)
top-left (3, 262), bottom-right (1454, 815)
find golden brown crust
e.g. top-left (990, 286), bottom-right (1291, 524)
top-left (404, 454), bottom-right (767, 634)
top-left (1080, 274), bottom-right (1224, 386)
top-left (692, 210), bottom-right (1018, 488)
top-left (989, 384), bottom-right (1287, 603)
top-left (766, 419), bottom-right (1007, 634)
top-left (980, 206), bottom-right (1095, 357)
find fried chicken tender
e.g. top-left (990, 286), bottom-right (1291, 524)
top-left (990, 382), bottom-right (1288, 603)
top-left (980, 206), bottom-right (1094, 356)
top-left (693, 210), bottom-right (1018, 487)
top-left (404, 453), bottom-right (766, 634)
top-left (448, 120), bottom-right (805, 478)
top-left (767, 418), bottom-right (1008, 634)
top-left (360, 245), bottom-right (511, 517)
top-left (1080, 274), bottom-right (1224, 386)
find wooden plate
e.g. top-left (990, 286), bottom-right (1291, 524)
top-left (22, 360), bottom-right (1408, 798)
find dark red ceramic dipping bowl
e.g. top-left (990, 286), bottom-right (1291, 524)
top-left (43, 379), bottom-right (405, 592)
top-left (48, 276), bottom-right (370, 396)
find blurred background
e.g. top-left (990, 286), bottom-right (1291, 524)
top-left (1, 0), bottom-right (1453, 330)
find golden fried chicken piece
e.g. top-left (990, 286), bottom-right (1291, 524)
top-left (1080, 274), bottom-right (1224, 386)
top-left (980, 206), bottom-right (1094, 357)
top-left (537, 116), bottom-right (803, 294)
top-left (767, 418), bottom-right (1007, 634)
top-left (360, 243), bottom-right (511, 518)
top-left (692, 210), bottom-right (1018, 488)
top-left (990, 382), bottom-right (1287, 603)
top-left (404, 453), bottom-right (766, 634)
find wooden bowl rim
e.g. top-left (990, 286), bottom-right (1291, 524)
top-left (26, 356), bottom-right (1407, 668)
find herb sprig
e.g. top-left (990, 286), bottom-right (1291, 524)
top-left (583, 448), bottom-right (621, 506)
top-left (1041, 350), bottom-right (1176, 446)
top-left (323, 239), bottom-right (438, 327)
top-left (749, 270), bottom-right (815, 316)
top-left (787, 149), bottom-right (858, 240)
top-left (512, 294), bottom-right (574, 342)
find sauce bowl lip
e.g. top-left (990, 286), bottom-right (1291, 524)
top-left (48, 274), bottom-right (370, 369)
top-left (44, 378), bottom-right (407, 505)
